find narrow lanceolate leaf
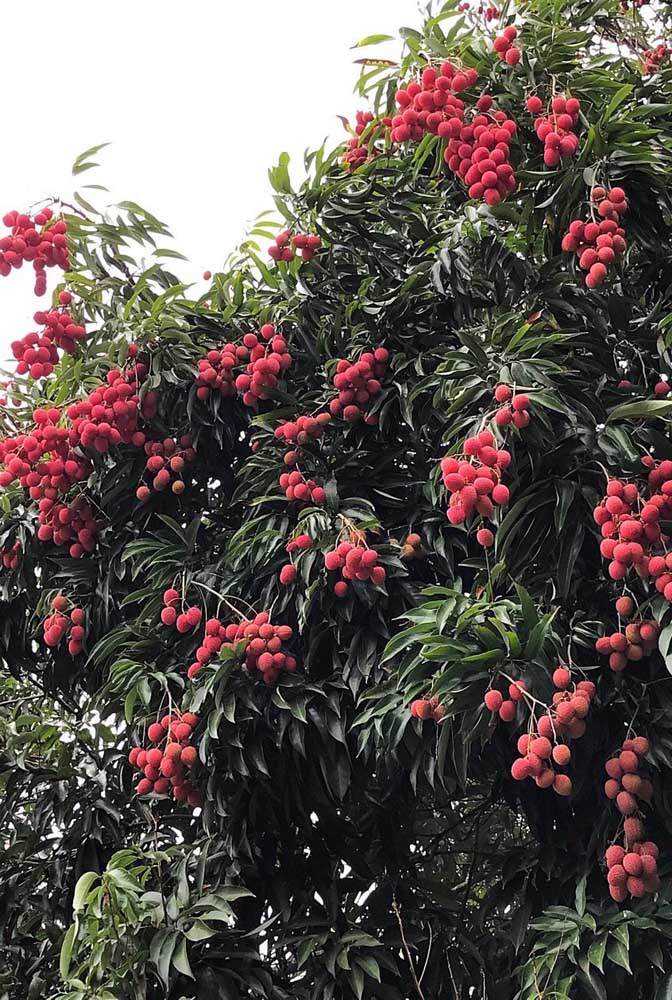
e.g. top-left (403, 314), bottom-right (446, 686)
top-left (3, 4), bottom-right (672, 999)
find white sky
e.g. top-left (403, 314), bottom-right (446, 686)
top-left (0, 0), bottom-right (419, 357)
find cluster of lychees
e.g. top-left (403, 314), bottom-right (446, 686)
top-left (186, 613), bottom-right (295, 685)
top-left (485, 668), bottom-right (595, 795)
top-left (594, 476), bottom-right (671, 584)
top-left (67, 363), bottom-right (155, 453)
top-left (444, 100), bottom-right (517, 205)
top-left (440, 431), bottom-right (511, 541)
top-left (400, 532), bottom-right (423, 560)
top-left (493, 25), bottom-right (521, 65)
top-left (195, 324), bottom-right (292, 406)
top-left (342, 111), bottom-right (392, 170)
top-left (1, 540), bottom-right (20, 569)
top-left (136, 435), bottom-right (195, 502)
top-left (160, 589), bottom-right (203, 633)
top-left (561, 186), bottom-right (628, 288)
top-left (526, 94), bottom-right (580, 166)
top-left (11, 299), bottom-right (86, 380)
top-left (268, 231), bottom-right (321, 263)
top-left (278, 470), bottom-right (326, 505)
top-left (219, 613), bottom-right (296, 686)
top-left (392, 64), bottom-right (479, 143)
top-left (274, 413), bottom-right (331, 466)
top-left (329, 347), bottom-right (388, 423)
top-left (0, 408), bottom-right (90, 498)
top-left (0, 208), bottom-right (68, 296)
top-left (235, 325), bottom-right (292, 406)
top-left (195, 345), bottom-right (238, 400)
top-left (603, 736), bottom-right (660, 901)
top-left (42, 596), bottom-right (87, 655)
top-left (493, 385), bottom-right (531, 428)
top-left (324, 538), bottom-right (386, 597)
top-left (129, 711), bottom-right (202, 806)
top-left (595, 597), bottom-right (659, 672)
top-left (642, 43), bottom-right (670, 74)
top-left (37, 496), bottom-right (99, 558)
top-left (279, 532), bottom-right (313, 585)
top-left (410, 695), bottom-right (446, 721)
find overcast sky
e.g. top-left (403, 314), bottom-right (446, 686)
top-left (0, 0), bottom-right (420, 357)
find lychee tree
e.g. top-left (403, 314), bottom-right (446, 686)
top-left (2, 1), bottom-right (672, 998)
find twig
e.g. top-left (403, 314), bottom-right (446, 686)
top-left (392, 895), bottom-right (426, 1000)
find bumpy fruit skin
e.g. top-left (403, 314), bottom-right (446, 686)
top-left (552, 667), bottom-right (571, 689)
top-left (498, 700), bottom-right (517, 722)
top-left (484, 690), bottom-right (503, 712)
top-left (279, 564), bottom-right (297, 585)
top-left (553, 774), bottom-right (572, 796)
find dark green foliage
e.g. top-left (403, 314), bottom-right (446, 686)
top-left (2, 1), bottom-right (672, 998)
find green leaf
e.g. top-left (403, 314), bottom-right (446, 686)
top-left (607, 400), bottom-right (672, 423)
top-left (59, 925), bottom-right (76, 980)
top-left (602, 84), bottom-right (633, 122)
top-left (606, 936), bottom-right (631, 973)
top-left (73, 871), bottom-right (99, 912)
top-left (352, 33), bottom-right (395, 46)
top-left (172, 937), bottom-right (194, 978)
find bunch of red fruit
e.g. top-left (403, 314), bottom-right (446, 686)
top-left (11, 332), bottom-right (56, 380)
top-left (410, 695), bottom-right (446, 721)
top-left (329, 347), bottom-right (388, 423)
top-left (136, 435), bottom-right (195, 502)
top-left (0, 407), bottom-right (90, 500)
top-left (392, 63), bottom-right (479, 144)
top-left (603, 737), bottom-right (653, 816)
top-left (493, 25), bottom-right (521, 65)
top-left (0, 208), bottom-right (68, 296)
top-left (603, 737), bottom-right (660, 901)
top-left (594, 476), bottom-right (669, 584)
top-left (42, 595), bottom-right (87, 655)
top-left (37, 496), bottom-right (99, 558)
top-left (66, 364), bottom-right (154, 453)
top-left (274, 413), bottom-right (331, 465)
top-left (561, 186), bottom-right (628, 288)
top-left (324, 538), bottom-right (386, 597)
top-left (642, 44), bottom-right (670, 74)
top-left (606, 838), bottom-right (660, 901)
top-left (485, 667), bottom-right (595, 742)
top-left (526, 94), bottom-right (580, 166)
top-left (278, 532), bottom-right (313, 586)
top-left (195, 344), bottom-right (238, 400)
top-left (234, 325), bottom-right (292, 406)
top-left (268, 232), bottom-right (321, 263)
top-left (595, 597), bottom-right (659, 672)
top-left (1, 541), bottom-right (20, 569)
top-left (12, 298), bottom-right (86, 379)
top-left (493, 385), bottom-right (531, 428)
top-left (187, 616), bottom-right (229, 679)
top-left (215, 612), bottom-right (296, 686)
top-left (129, 711), bottom-right (202, 806)
top-left (290, 233), bottom-right (322, 261)
top-left (342, 111), bottom-right (392, 170)
top-left (443, 99), bottom-right (517, 206)
top-left (278, 470), bottom-right (326, 504)
top-left (160, 589), bottom-right (203, 633)
top-left (441, 431), bottom-right (511, 528)
top-left (186, 613), bottom-right (296, 684)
